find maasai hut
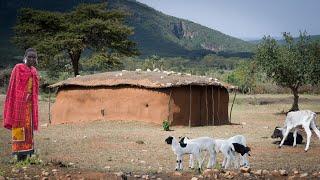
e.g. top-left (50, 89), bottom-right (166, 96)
top-left (49, 71), bottom-right (236, 126)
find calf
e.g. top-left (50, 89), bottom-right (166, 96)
top-left (271, 127), bottom-right (303, 145)
top-left (278, 110), bottom-right (320, 151)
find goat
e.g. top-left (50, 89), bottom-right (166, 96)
top-left (271, 127), bottom-right (303, 145)
top-left (278, 110), bottom-right (320, 151)
top-left (179, 136), bottom-right (217, 169)
top-left (165, 136), bottom-right (202, 172)
top-left (215, 135), bottom-right (251, 169)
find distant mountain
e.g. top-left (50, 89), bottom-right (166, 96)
top-left (0, 0), bottom-right (254, 67)
top-left (248, 35), bottom-right (320, 44)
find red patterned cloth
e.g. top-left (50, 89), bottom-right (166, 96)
top-left (3, 63), bottom-right (39, 131)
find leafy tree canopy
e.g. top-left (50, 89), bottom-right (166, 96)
top-left (255, 32), bottom-right (320, 111)
top-left (13, 3), bottom-right (139, 76)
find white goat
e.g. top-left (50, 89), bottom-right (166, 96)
top-left (215, 135), bottom-right (250, 169)
top-left (180, 137), bottom-right (217, 169)
top-left (279, 110), bottom-right (320, 151)
top-left (165, 136), bottom-right (202, 172)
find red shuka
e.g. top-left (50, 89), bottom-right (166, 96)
top-left (3, 63), bottom-right (39, 131)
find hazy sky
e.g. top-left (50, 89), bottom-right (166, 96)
top-left (137, 0), bottom-right (320, 40)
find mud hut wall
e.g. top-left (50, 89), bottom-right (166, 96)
top-left (169, 86), bottom-right (230, 126)
top-left (170, 86), bottom-right (204, 126)
top-left (51, 86), bottom-right (170, 125)
top-left (219, 87), bottom-right (230, 124)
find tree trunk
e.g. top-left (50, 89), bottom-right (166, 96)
top-left (290, 87), bottom-right (299, 111)
top-left (68, 51), bottom-right (81, 77)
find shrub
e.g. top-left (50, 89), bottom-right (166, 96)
top-left (162, 120), bottom-right (170, 131)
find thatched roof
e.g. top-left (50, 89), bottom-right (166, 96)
top-left (49, 70), bottom-right (237, 90)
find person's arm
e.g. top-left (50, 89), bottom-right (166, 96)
top-left (3, 66), bottom-right (18, 129)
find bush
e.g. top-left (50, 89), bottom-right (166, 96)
top-left (162, 120), bottom-right (170, 131)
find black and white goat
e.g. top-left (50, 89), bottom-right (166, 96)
top-left (278, 110), bottom-right (320, 151)
top-left (271, 127), bottom-right (303, 145)
top-left (165, 136), bottom-right (202, 172)
top-left (215, 135), bottom-right (251, 169)
top-left (179, 136), bottom-right (217, 169)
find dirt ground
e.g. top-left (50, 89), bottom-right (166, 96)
top-left (1, 94), bottom-right (320, 179)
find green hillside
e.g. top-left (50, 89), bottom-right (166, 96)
top-left (0, 0), bottom-right (254, 67)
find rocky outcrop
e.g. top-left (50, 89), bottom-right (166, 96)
top-left (172, 21), bottom-right (195, 39)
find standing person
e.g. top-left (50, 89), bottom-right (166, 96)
top-left (3, 48), bottom-right (39, 161)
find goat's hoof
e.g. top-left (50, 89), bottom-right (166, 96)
top-left (304, 149), bottom-right (308, 152)
top-left (278, 146), bottom-right (282, 149)
top-left (175, 168), bottom-right (178, 171)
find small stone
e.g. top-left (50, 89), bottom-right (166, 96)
top-left (293, 170), bottom-right (299, 175)
top-left (230, 172), bottom-right (238, 176)
top-left (115, 172), bottom-right (124, 177)
top-left (241, 122), bottom-right (247, 125)
top-left (41, 177), bottom-right (48, 180)
top-left (140, 160), bottom-right (146, 164)
top-left (11, 168), bottom-right (20, 173)
top-left (312, 172), bottom-right (318, 176)
top-left (52, 169), bottom-right (58, 173)
top-left (66, 174), bottom-right (71, 178)
top-left (243, 173), bottom-right (250, 177)
top-left (253, 170), bottom-right (262, 176)
top-left (203, 169), bottom-right (213, 176)
top-left (151, 175), bottom-right (156, 179)
top-left (156, 178), bottom-right (162, 180)
top-left (262, 170), bottom-right (269, 175)
top-left (22, 166), bottom-right (28, 171)
top-left (271, 170), bottom-right (280, 176)
top-left (34, 175), bottom-right (40, 178)
top-left (68, 162), bottom-right (75, 166)
top-left (224, 171), bottom-right (231, 176)
top-left (279, 169), bottom-right (288, 176)
top-left (198, 175), bottom-right (203, 178)
top-left (300, 173), bottom-right (308, 178)
top-left (42, 171), bottom-right (50, 176)
top-left (142, 175), bottom-right (149, 179)
top-left (104, 166), bottom-right (111, 169)
top-left (191, 177), bottom-right (198, 180)
top-left (134, 174), bottom-right (141, 178)
top-left (240, 167), bottom-right (251, 173)
top-left (173, 171), bottom-right (182, 176)
top-left (213, 169), bottom-right (220, 173)
top-left (288, 175), bottom-right (296, 180)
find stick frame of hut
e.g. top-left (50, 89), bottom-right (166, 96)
top-left (49, 71), bottom-right (237, 126)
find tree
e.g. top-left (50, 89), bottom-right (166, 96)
top-left (13, 3), bottom-right (139, 76)
top-left (227, 60), bottom-right (256, 94)
top-left (255, 32), bottom-right (320, 111)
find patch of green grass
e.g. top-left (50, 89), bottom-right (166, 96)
top-left (214, 163), bottom-right (222, 170)
top-left (0, 168), bottom-right (4, 176)
top-left (13, 154), bottom-right (43, 168)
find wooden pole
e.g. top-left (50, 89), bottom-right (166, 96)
top-left (229, 90), bottom-right (237, 124)
top-left (189, 85), bottom-right (192, 128)
top-left (217, 87), bottom-right (220, 125)
top-left (211, 86), bottom-right (214, 125)
top-left (205, 86), bottom-right (208, 126)
top-left (168, 89), bottom-right (173, 123)
top-left (48, 88), bottom-right (51, 124)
